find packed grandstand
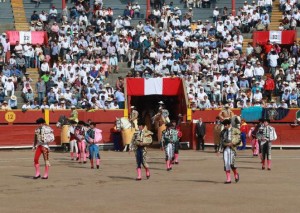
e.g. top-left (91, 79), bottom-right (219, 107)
top-left (0, 0), bottom-right (299, 111)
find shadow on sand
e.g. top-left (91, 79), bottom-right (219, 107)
top-left (177, 179), bottom-right (221, 184)
top-left (108, 176), bottom-right (134, 180)
top-left (13, 175), bottom-right (35, 179)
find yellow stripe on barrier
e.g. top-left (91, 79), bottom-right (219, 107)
top-left (187, 108), bottom-right (192, 121)
top-left (124, 109), bottom-right (128, 118)
top-left (44, 109), bottom-right (50, 125)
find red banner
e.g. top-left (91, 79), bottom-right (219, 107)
top-left (126, 77), bottom-right (183, 96)
top-left (5, 31), bottom-right (48, 45)
top-left (253, 30), bottom-right (296, 45)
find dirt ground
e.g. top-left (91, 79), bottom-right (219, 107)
top-left (0, 148), bottom-right (299, 213)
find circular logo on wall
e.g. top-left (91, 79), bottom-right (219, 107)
top-left (5, 112), bottom-right (16, 123)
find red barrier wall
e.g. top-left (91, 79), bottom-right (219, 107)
top-left (0, 110), bottom-right (124, 147)
top-left (192, 109), bottom-right (299, 123)
top-left (189, 123), bottom-right (300, 150)
top-left (1, 109), bottom-right (300, 148)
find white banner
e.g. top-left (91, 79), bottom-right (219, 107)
top-left (19, 31), bottom-right (32, 44)
top-left (269, 31), bottom-right (282, 44)
top-left (144, 78), bottom-right (163, 95)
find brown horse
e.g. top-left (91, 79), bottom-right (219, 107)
top-left (152, 112), bottom-right (167, 142)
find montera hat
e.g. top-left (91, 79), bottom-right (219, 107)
top-left (222, 119), bottom-right (231, 125)
top-left (36, 118), bottom-right (46, 124)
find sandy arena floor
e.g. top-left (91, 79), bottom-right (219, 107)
top-left (0, 148), bottom-right (299, 213)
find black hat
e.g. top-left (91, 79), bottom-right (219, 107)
top-left (137, 119), bottom-right (146, 126)
top-left (69, 120), bottom-right (77, 124)
top-left (90, 122), bottom-right (96, 126)
top-left (78, 121), bottom-right (86, 125)
top-left (36, 118), bottom-right (46, 124)
top-left (166, 123), bottom-right (173, 127)
top-left (222, 119), bottom-right (231, 125)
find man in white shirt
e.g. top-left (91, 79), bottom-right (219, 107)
top-left (253, 89), bottom-right (263, 102)
top-left (253, 62), bottom-right (264, 79)
top-left (40, 60), bottom-right (50, 74)
top-left (4, 78), bottom-right (15, 97)
top-left (49, 6), bottom-right (58, 22)
top-left (64, 88), bottom-right (73, 102)
top-left (268, 50), bottom-right (279, 74)
top-left (22, 101), bottom-right (32, 110)
top-left (39, 11), bottom-right (48, 23)
top-left (14, 41), bottom-right (23, 55)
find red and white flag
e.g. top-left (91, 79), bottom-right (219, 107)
top-left (253, 30), bottom-right (296, 45)
top-left (269, 31), bottom-right (282, 44)
top-left (126, 78), bottom-right (182, 96)
top-left (6, 31), bottom-right (48, 45)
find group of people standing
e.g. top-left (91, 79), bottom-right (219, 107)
top-left (194, 103), bottom-right (277, 184)
top-left (129, 100), bottom-right (182, 180)
top-left (32, 105), bottom-right (276, 184)
top-left (32, 116), bottom-right (103, 179)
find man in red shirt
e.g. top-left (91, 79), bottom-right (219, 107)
top-left (264, 76), bottom-right (275, 101)
top-left (264, 40), bottom-right (273, 54)
top-left (238, 119), bottom-right (249, 150)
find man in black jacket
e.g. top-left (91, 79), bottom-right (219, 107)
top-left (195, 117), bottom-right (206, 150)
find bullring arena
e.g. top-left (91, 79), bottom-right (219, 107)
top-left (0, 148), bottom-right (299, 213)
top-left (2, 0), bottom-right (300, 212)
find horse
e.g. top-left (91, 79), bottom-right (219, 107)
top-left (152, 112), bottom-right (167, 142)
top-left (56, 115), bottom-right (71, 152)
top-left (116, 117), bottom-right (135, 152)
top-left (231, 115), bottom-right (241, 129)
top-left (56, 115), bottom-right (69, 128)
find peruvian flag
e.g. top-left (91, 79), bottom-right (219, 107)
top-left (126, 78), bottom-right (182, 96)
top-left (6, 31), bottom-right (48, 45)
top-left (253, 30), bottom-right (296, 45)
top-left (269, 31), bottom-right (282, 44)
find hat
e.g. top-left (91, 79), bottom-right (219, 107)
top-left (69, 120), bottom-right (77, 124)
top-left (222, 119), bottom-right (231, 125)
top-left (224, 104), bottom-right (229, 108)
top-left (71, 105), bottom-right (76, 109)
top-left (10, 95), bottom-right (17, 100)
top-left (262, 10), bottom-right (267, 13)
top-left (3, 100), bottom-right (7, 104)
top-left (106, 97), bottom-right (113, 102)
top-left (36, 118), bottom-right (46, 124)
top-left (137, 119), bottom-right (146, 126)
top-left (105, 83), bottom-right (111, 87)
top-left (78, 121), bottom-right (86, 125)
top-left (166, 123), bottom-right (173, 127)
top-left (130, 106), bottom-right (135, 109)
top-left (270, 99), bottom-right (275, 103)
top-left (158, 101), bottom-right (164, 104)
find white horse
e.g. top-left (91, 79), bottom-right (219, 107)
top-left (116, 117), bottom-right (132, 131)
top-left (116, 117), bottom-right (135, 152)
top-left (231, 115), bottom-right (241, 129)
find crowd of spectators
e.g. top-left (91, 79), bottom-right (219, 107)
top-left (1, 0), bottom-right (300, 111)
